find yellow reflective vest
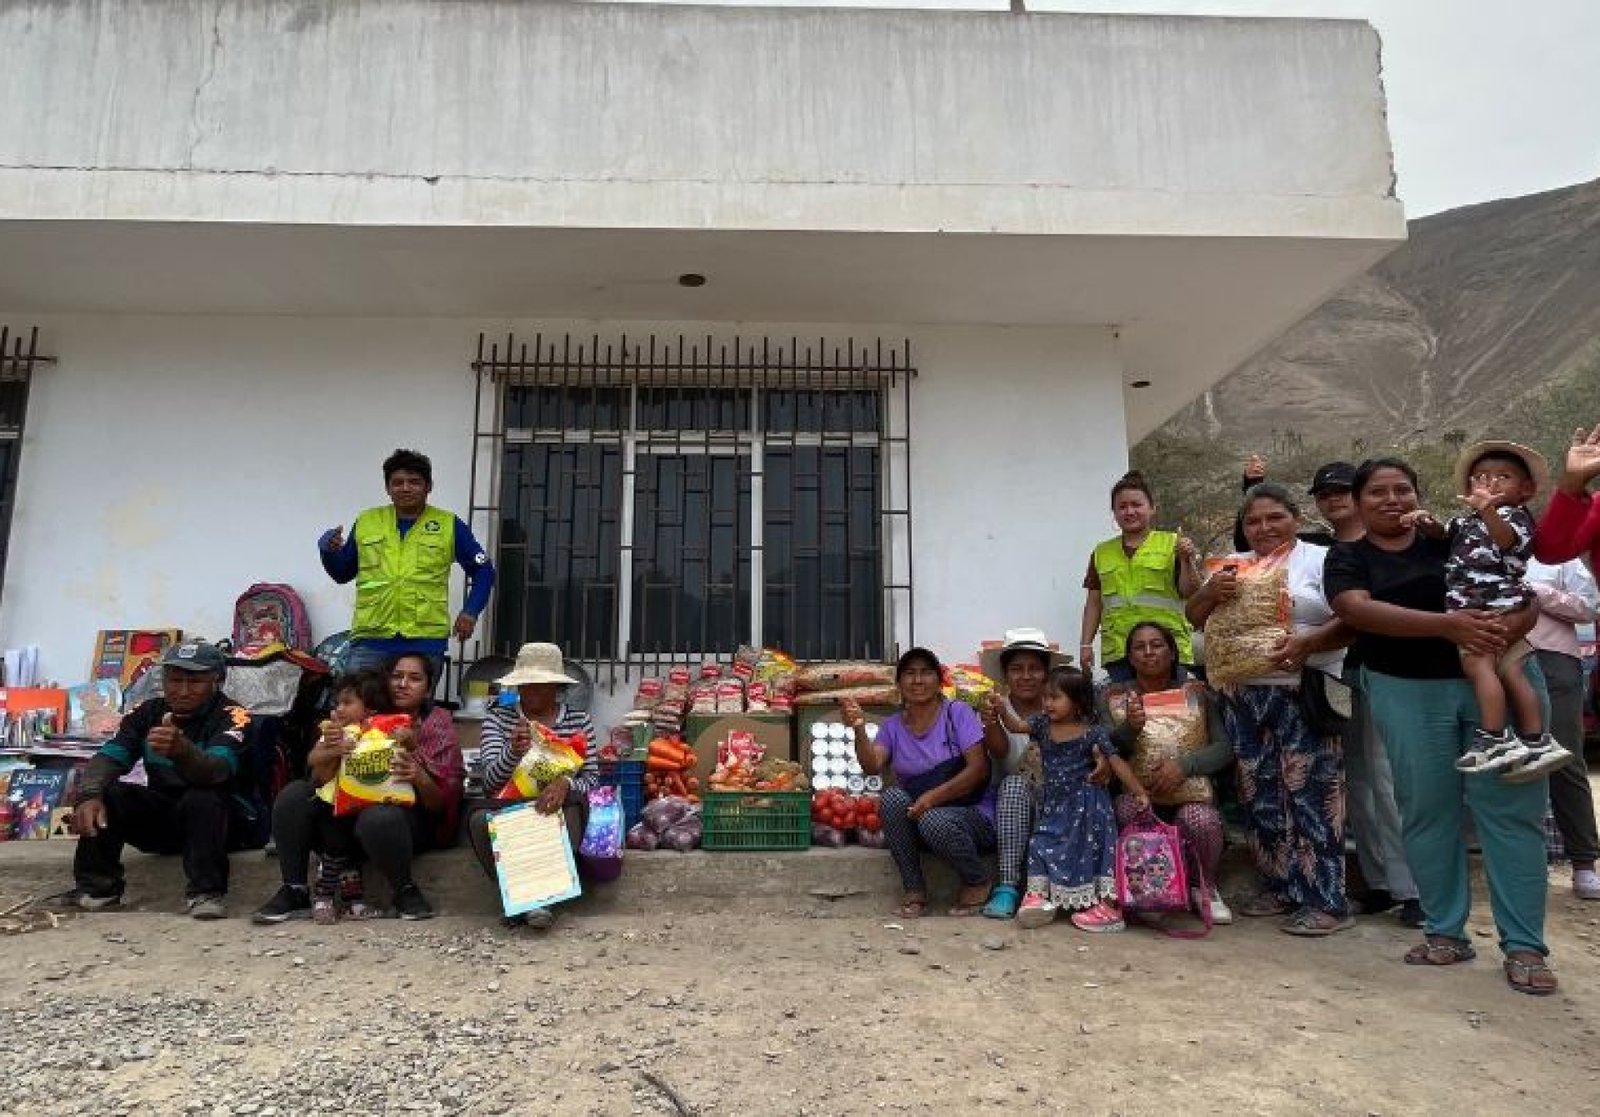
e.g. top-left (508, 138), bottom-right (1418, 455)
top-left (350, 505), bottom-right (455, 640)
top-left (1092, 531), bottom-right (1194, 664)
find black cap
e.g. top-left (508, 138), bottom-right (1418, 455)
top-left (158, 639), bottom-right (226, 675)
top-left (1309, 462), bottom-right (1357, 495)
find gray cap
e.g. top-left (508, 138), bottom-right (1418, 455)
top-left (159, 639), bottom-right (226, 675)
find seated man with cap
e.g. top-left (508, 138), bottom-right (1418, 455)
top-left (70, 639), bottom-right (259, 920)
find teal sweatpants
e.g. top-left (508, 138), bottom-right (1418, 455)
top-left (1362, 666), bottom-right (1550, 957)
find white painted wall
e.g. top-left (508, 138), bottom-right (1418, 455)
top-left (0, 315), bottom-right (1124, 726)
top-left (0, 2), bottom-right (1400, 240)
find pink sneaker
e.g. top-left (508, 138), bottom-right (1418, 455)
top-left (1015, 892), bottom-right (1058, 929)
top-left (1070, 901), bottom-right (1126, 933)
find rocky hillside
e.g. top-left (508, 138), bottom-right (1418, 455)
top-left (1163, 176), bottom-right (1600, 451)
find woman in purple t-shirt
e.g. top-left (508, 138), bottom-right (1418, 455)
top-left (843, 648), bottom-right (995, 918)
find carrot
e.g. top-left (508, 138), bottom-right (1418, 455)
top-left (647, 755), bottom-right (681, 773)
top-left (648, 739), bottom-right (684, 762)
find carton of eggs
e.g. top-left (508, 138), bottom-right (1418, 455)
top-left (808, 719), bottom-right (884, 793)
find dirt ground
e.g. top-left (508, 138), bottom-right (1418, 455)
top-left (2, 867), bottom-right (1597, 1117)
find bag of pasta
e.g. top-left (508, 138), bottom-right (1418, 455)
top-left (494, 720), bottom-right (587, 802)
top-left (1201, 549), bottom-right (1291, 686)
top-left (1111, 686), bottom-right (1214, 807)
top-left (332, 713), bottom-right (418, 816)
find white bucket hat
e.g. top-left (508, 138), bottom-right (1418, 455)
top-left (979, 627), bottom-right (1072, 681)
top-left (495, 643), bottom-right (579, 688)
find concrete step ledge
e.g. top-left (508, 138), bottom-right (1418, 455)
top-left (0, 838), bottom-right (1262, 921)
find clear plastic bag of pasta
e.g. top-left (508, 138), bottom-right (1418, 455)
top-left (1201, 550), bottom-right (1291, 686)
top-left (1112, 685), bottom-right (1214, 807)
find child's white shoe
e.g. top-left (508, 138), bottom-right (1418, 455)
top-left (1455, 729), bottom-right (1528, 774)
top-left (1501, 734), bottom-right (1574, 784)
top-left (1015, 892), bottom-right (1058, 929)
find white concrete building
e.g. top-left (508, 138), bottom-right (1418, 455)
top-left (0, 1), bottom-right (1404, 720)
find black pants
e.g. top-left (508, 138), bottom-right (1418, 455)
top-left (271, 780), bottom-right (435, 896)
top-left (466, 795), bottom-right (587, 883)
top-left (74, 782), bottom-right (250, 898)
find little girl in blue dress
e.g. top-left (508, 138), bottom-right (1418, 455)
top-left (995, 666), bottom-right (1147, 931)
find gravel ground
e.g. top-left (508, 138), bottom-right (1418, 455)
top-left (3, 877), bottom-right (1599, 1117)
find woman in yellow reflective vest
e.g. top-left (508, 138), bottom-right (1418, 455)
top-left (1078, 471), bottom-right (1199, 684)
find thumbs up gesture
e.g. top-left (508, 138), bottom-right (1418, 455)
top-left (148, 711), bottom-right (181, 756)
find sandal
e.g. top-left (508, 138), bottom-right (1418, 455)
top-left (948, 882), bottom-right (992, 917)
top-left (1403, 935), bottom-right (1477, 966)
top-left (1280, 909), bottom-right (1356, 937)
top-left (1503, 952), bottom-right (1558, 996)
top-left (982, 883), bottom-right (1022, 920)
top-left (896, 894), bottom-right (928, 919)
top-left (1240, 893), bottom-right (1293, 918)
top-left (1070, 901), bottom-right (1126, 933)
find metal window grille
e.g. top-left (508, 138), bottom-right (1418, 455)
top-left (467, 333), bottom-right (915, 691)
top-left (0, 327), bottom-right (51, 609)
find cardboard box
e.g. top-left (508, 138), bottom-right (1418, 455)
top-left (682, 712), bottom-right (794, 782)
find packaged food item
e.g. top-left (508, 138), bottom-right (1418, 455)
top-left (768, 676), bottom-right (796, 712)
top-left (714, 679), bottom-right (745, 714)
top-left (635, 795), bottom-right (702, 852)
top-left (1112, 685), bottom-right (1214, 806)
top-left (1202, 550), bottom-right (1292, 685)
top-left (633, 677), bottom-right (664, 707)
top-left (731, 645), bottom-right (764, 682)
top-left (626, 821), bottom-right (659, 851)
top-left (698, 660), bottom-right (723, 681)
top-left (689, 682), bottom-right (718, 715)
top-left (792, 662), bottom-right (896, 693)
top-left (332, 714), bottom-right (417, 817)
top-left (793, 684), bottom-right (901, 707)
top-left (667, 665), bottom-right (692, 687)
top-left (659, 817), bottom-right (703, 852)
top-left (745, 680), bottom-right (771, 713)
top-left (493, 721), bottom-right (587, 802)
top-left (943, 664), bottom-right (997, 710)
top-left (811, 822), bottom-right (849, 848)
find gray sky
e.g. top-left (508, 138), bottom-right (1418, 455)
top-left (623, 0), bottom-right (1600, 218)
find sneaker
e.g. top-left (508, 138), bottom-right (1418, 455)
top-left (1070, 901), bottom-right (1126, 933)
top-left (311, 895), bottom-right (339, 926)
top-left (1351, 887), bottom-right (1398, 915)
top-left (186, 894), bottom-right (227, 921)
top-left (1195, 887), bottom-right (1233, 925)
top-left (1015, 892), bottom-right (1058, 929)
top-left (71, 888), bottom-right (124, 912)
top-left (1455, 729), bottom-right (1528, 774)
top-left (1501, 735), bottom-right (1574, 784)
top-left (1398, 898), bottom-right (1426, 928)
top-left (1574, 869), bottom-right (1600, 901)
top-left (251, 885), bottom-right (311, 925)
top-left (393, 883), bottom-right (435, 921)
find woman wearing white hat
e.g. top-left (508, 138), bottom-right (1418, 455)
top-left (977, 628), bottom-right (1072, 919)
top-left (466, 643), bottom-right (598, 930)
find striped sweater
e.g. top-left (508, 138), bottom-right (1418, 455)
top-left (478, 701), bottom-right (599, 798)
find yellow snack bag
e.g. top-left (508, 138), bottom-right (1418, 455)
top-left (333, 714), bottom-right (417, 816)
top-left (495, 720), bottom-right (586, 802)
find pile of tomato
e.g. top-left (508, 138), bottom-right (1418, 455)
top-left (812, 789), bottom-right (881, 834)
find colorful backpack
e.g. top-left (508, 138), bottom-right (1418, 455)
top-left (1115, 808), bottom-right (1212, 939)
top-left (231, 583), bottom-right (314, 658)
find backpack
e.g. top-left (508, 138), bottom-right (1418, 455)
top-left (231, 583), bottom-right (314, 658)
top-left (1115, 808), bottom-right (1212, 939)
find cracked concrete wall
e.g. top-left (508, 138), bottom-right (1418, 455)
top-left (0, 0), bottom-right (1402, 235)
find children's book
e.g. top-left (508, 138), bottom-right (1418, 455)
top-left (5, 768), bottom-right (73, 840)
top-left (67, 680), bottom-right (123, 738)
top-left (91, 630), bottom-right (182, 690)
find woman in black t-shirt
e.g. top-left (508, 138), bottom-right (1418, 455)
top-left (1324, 458), bottom-right (1556, 995)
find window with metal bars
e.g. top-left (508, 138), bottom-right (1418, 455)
top-left (468, 334), bottom-right (914, 684)
top-left (0, 327), bottom-right (48, 608)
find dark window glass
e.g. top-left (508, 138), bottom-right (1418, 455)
top-left (504, 385), bottom-right (626, 431)
top-left (762, 446), bottom-right (882, 659)
top-left (637, 387), bottom-right (748, 433)
top-left (763, 389), bottom-right (879, 434)
top-left (494, 443), bottom-right (623, 660)
top-left (630, 453), bottom-right (751, 654)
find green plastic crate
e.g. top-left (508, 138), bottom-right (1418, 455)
top-left (701, 790), bottom-right (812, 851)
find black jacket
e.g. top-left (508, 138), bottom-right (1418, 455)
top-left (77, 691), bottom-right (254, 803)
